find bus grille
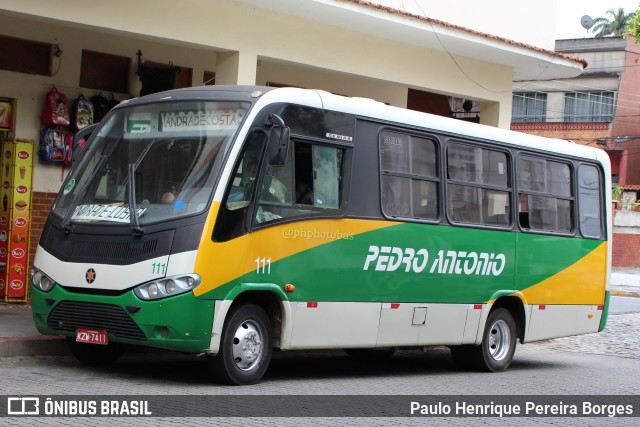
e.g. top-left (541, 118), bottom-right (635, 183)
top-left (47, 301), bottom-right (146, 341)
top-left (51, 239), bottom-right (158, 260)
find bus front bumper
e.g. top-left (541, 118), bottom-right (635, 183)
top-left (30, 285), bottom-right (214, 353)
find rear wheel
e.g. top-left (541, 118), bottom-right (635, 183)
top-left (450, 308), bottom-right (517, 372)
top-left (474, 308), bottom-right (517, 372)
top-left (208, 304), bottom-right (273, 385)
top-left (66, 337), bottom-right (125, 364)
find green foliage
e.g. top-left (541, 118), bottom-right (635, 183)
top-left (626, 7), bottom-right (640, 42)
top-left (612, 184), bottom-right (623, 202)
top-left (590, 8), bottom-right (634, 37)
top-left (612, 184), bottom-right (640, 211)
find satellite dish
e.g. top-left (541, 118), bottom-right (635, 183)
top-left (581, 15), bottom-right (594, 30)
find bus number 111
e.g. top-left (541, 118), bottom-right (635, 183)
top-left (255, 257), bottom-right (271, 274)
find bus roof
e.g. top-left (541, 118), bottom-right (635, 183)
top-left (119, 85), bottom-right (606, 163)
top-left (261, 86), bottom-right (605, 163)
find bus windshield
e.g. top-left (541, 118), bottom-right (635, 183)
top-left (52, 100), bottom-right (249, 227)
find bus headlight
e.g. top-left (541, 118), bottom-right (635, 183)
top-left (31, 267), bottom-right (56, 292)
top-left (133, 274), bottom-right (201, 300)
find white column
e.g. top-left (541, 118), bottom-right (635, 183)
top-left (215, 51), bottom-right (258, 85)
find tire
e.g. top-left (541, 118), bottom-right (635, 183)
top-left (208, 304), bottom-right (273, 385)
top-left (66, 337), bottom-right (125, 365)
top-left (470, 308), bottom-right (517, 372)
top-left (344, 348), bottom-right (396, 360)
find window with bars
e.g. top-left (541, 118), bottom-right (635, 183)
top-left (564, 91), bottom-right (615, 122)
top-left (512, 93), bottom-right (547, 122)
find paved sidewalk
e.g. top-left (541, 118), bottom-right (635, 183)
top-left (1, 269), bottom-right (638, 358)
top-left (0, 303), bottom-right (68, 357)
top-left (610, 268), bottom-right (640, 297)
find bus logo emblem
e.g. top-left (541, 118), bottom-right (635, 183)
top-left (85, 268), bottom-right (96, 284)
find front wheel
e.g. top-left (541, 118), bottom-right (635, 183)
top-left (208, 304), bottom-right (273, 385)
top-left (66, 337), bottom-right (125, 364)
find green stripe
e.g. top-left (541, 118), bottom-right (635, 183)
top-left (202, 223), bottom-right (602, 303)
top-left (599, 291), bottom-right (610, 332)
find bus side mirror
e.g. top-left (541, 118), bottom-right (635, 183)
top-left (72, 123), bottom-right (99, 164)
top-left (266, 114), bottom-right (290, 166)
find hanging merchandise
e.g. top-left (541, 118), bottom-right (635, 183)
top-left (107, 93), bottom-right (120, 111)
top-left (38, 127), bottom-right (66, 163)
top-left (41, 87), bottom-right (70, 126)
top-left (90, 92), bottom-right (109, 123)
top-left (71, 94), bottom-right (94, 131)
top-left (63, 132), bottom-right (75, 167)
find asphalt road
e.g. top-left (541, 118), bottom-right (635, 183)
top-left (4, 310), bottom-right (640, 425)
top-left (610, 296), bottom-right (640, 314)
top-left (1, 296), bottom-right (638, 426)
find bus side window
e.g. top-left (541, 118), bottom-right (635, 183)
top-left (213, 131), bottom-right (267, 242)
top-left (517, 155), bottom-right (574, 234)
top-left (578, 164), bottom-right (602, 239)
top-left (254, 141), bottom-right (345, 225)
top-left (446, 142), bottom-right (510, 227)
top-left (380, 131), bottom-right (439, 220)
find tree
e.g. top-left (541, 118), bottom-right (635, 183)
top-left (590, 8), bottom-right (634, 37)
top-left (626, 7), bottom-right (640, 42)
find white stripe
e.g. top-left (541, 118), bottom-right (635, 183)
top-left (34, 246), bottom-right (197, 291)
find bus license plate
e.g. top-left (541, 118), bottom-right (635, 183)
top-left (76, 328), bottom-right (108, 345)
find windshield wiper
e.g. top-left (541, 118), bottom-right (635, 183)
top-left (128, 163), bottom-right (143, 236)
top-left (126, 139), bottom-right (157, 236)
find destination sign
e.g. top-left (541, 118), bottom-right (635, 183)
top-left (72, 204), bottom-right (146, 223)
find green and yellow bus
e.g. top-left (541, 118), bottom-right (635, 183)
top-left (31, 85), bottom-right (611, 385)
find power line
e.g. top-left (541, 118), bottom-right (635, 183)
top-left (390, 1), bottom-right (640, 128)
top-left (410, 2), bottom-right (521, 94)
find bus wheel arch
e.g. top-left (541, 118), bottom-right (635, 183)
top-left (451, 296), bottom-right (524, 372)
top-left (491, 296), bottom-right (526, 344)
top-left (227, 290), bottom-right (284, 348)
top-left (208, 290), bottom-right (284, 385)
top-left (475, 307), bottom-right (517, 372)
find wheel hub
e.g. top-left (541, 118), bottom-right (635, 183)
top-left (232, 321), bottom-right (263, 371)
top-left (488, 319), bottom-right (510, 361)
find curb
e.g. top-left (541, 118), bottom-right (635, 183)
top-left (0, 336), bottom-right (68, 358)
top-left (611, 290), bottom-right (640, 298)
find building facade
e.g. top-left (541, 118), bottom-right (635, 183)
top-left (0, 0), bottom-right (584, 275)
top-left (511, 36), bottom-right (640, 187)
top-left (511, 36), bottom-right (640, 267)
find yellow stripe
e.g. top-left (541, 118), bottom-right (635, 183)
top-left (193, 203), bottom-right (396, 296)
top-left (519, 242), bottom-right (607, 305)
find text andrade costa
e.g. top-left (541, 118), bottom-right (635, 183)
top-left (410, 401), bottom-right (634, 417)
